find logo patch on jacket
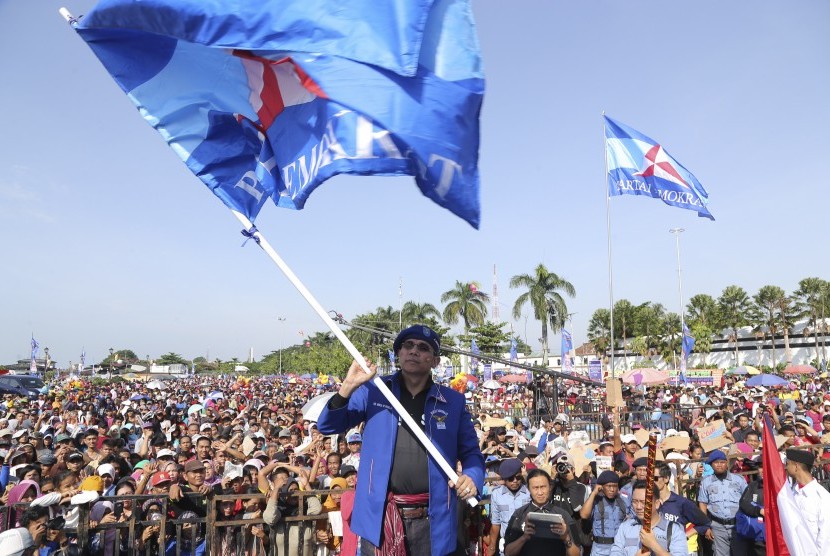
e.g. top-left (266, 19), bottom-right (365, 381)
top-left (431, 409), bottom-right (449, 429)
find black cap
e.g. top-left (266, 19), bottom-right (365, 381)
top-left (393, 325), bottom-right (440, 355)
top-left (632, 457), bottom-right (648, 469)
top-left (340, 465), bottom-right (357, 477)
top-left (786, 448), bottom-right (815, 468)
top-left (597, 471), bottom-right (620, 485)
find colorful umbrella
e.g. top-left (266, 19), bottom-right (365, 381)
top-left (726, 365), bottom-right (761, 376)
top-left (499, 374), bottom-right (528, 384)
top-left (481, 379), bottom-right (500, 390)
top-left (783, 364), bottom-right (817, 375)
top-left (745, 374), bottom-right (788, 387)
top-left (621, 368), bottom-right (670, 386)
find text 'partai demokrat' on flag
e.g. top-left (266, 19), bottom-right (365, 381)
top-left (73, 0), bottom-right (485, 228)
top-left (604, 116), bottom-right (714, 220)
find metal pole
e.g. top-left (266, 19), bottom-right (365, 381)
top-left (277, 317), bottom-right (286, 373)
top-left (670, 228), bottom-right (685, 384)
top-left (603, 113), bottom-right (617, 379)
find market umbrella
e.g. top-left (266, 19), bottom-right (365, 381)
top-left (187, 404), bottom-right (204, 415)
top-left (301, 392), bottom-right (336, 422)
top-left (130, 394), bottom-right (148, 401)
top-left (481, 379), bottom-right (500, 390)
top-left (123, 373), bottom-right (138, 379)
top-left (499, 374), bottom-right (528, 384)
top-left (207, 391), bottom-right (224, 399)
top-left (726, 365), bottom-right (761, 376)
top-left (145, 380), bottom-right (165, 390)
top-left (745, 374), bottom-right (788, 387)
top-left (621, 368), bottom-right (670, 386)
top-left (783, 364), bottom-right (817, 375)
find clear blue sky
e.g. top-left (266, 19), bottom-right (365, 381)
top-left (2, 1), bottom-right (828, 366)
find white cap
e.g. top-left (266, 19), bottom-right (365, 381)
top-left (0, 527), bottom-right (33, 556)
top-left (97, 464), bottom-right (116, 477)
top-left (620, 434), bottom-right (639, 445)
top-left (156, 448), bottom-right (176, 459)
top-left (11, 429), bottom-right (26, 439)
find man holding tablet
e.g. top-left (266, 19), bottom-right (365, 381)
top-left (503, 469), bottom-right (580, 556)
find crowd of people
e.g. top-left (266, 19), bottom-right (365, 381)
top-left (0, 326), bottom-right (829, 556)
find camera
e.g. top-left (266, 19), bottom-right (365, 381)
top-left (555, 461), bottom-right (572, 475)
top-left (148, 512), bottom-right (163, 523)
top-left (47, 516), bottom-right (66, 530)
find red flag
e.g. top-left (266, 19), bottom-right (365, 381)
top-left (763, 417), bottom-right (791, 555)
top-left (762, 416), bottom-right (818, 555)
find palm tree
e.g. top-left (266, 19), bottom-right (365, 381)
top-left (718, 285), bottom-right (752, 366)
top-left (613, 299), bottom-right (637, 370)
top-left (634, 302), bottom-right (667, 356)
top-left (587, 309), bottom-right (612, 363)
top-left (794, 278), bottom-right (830, 364)
top-left (510, 264), bottom-right (576, 367)
top-left (775, 294), bottom-right (798, 365)
top-left (686, 294), bottom-right (720, 329)
top-left (753, 285), bottom-right (786, 369)
top-left (657, 313), bottom-right (682, 366)
top-left (441, 281), bottom-right (489, 334)
top-left (401, 301), bottom-right (442, 328)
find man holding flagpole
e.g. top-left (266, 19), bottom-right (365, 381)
top-left (785, 448), bottom-right (830, 553)
top-left (318, 325), bottom-right (484, 556)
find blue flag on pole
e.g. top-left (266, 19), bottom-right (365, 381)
top-left (75, 0), bottom-right (484, 227)
top-left (509, 338), bottom-right (518, 362)
top-left (561, 329), bottom-right (573, 374)
top-left (680, 324), bottom-right (695, 384)
top-left (30, 335), bottom-right (39, 374)
top-left (470, 338), bottom-right (479, 372)
top-left (604, 116), bottom-right (714, 220)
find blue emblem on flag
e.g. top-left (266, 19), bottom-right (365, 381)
top-left (75, 0), bottom-right (484, 227)
top-left (605, 116), bottom-right (713, 220)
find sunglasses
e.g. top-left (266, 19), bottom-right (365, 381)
top-left (504, 474), bottom-right (522, 482)
top-left (401, 340), bottom-right (434, 354)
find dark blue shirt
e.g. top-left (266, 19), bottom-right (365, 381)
top-left (659, 491), bottom-right (711, 536)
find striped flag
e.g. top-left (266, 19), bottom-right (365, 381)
top-left (762, 417), bottom-right (816, 555)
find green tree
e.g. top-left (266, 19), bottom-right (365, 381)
top-left (157, 352), bottom-right (188, 365)
top-left (612, 300), bottom-right (638, 370)
top-left (775, 294), bottom-right (798, 364)
top-left (753, 285), bottom-right (787, 369)
top-left (633, 302), bottom-right (667, 355)
top-left (689, 323), bottom-right (713, 366)
top-left (401, 301), bottom-right (442, 328)
top-left (510, 264), bottom-right (576, 367)
top-left (657, 313), bottom-right (682, 366)
top-left (467, 321), bottom-right (511, 355)
top-left (441, 281), bottom-right (489, 333)
top-left (587, 309), bottom-right (612, 362)
top-left (718, 285), bottom-right (752, 366)
top-left (686, 294), bottom-right (720, 330)
top-left (794, 277), bottom-right (830, 364)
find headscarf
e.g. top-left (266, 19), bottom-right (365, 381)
top-left (323, 478), bottom-right (348, 511)
top-left (6, 480), bottom-right (41, 528)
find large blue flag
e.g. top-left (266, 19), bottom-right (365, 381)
top-left (605, 116), bottom-right (713, 220)
top-left (681, 323), bottom-right (696, 358)
top-left (75, 0), bottom-right (484, 227)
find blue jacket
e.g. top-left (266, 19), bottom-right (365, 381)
top-left (317, 373), bottom-right (485, 555)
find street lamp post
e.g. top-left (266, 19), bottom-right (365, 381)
top-left (277, 317), bottom-right (286, 373)
top-left (670, 228), bottom-right (686, 381)
top-left (43, 347), bottom-right (50, 376)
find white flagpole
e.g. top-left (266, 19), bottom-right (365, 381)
top-left (603, 113), bottom-right (617, 380)
top-left (230, 210), bottom-right (477, 506)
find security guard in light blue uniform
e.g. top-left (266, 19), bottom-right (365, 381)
top-left (579, 471), bottom-right (628, 556)
top-left (488, 458), bottom-right (531, 556)
top-left (698, 450), bottom-right (747, 556)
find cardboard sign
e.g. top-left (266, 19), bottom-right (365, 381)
top-left (696, 419), bottom-right (731, 452)
top-left (634, 429), bottom-right (652, 448)
top-left (633, 447), bottom-right (664, 461)
top-left (660, 435), bottom-right (691, 452)
top-left (596, 455), bottom-right (613, 474)
top-left (568, 447), bottom-right (591, 474)
top-left (606, 378), bottom-right (625, 408)
top-left (241, 436), bottom-right (256, 455)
